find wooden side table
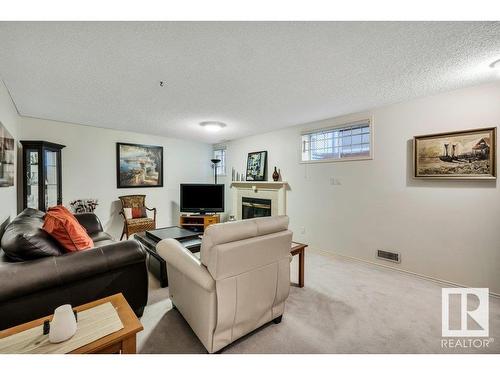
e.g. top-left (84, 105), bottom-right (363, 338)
top-left (291, 242), bottom-right (308, 288)
top-left (0, 293), bottom-right (143, 354)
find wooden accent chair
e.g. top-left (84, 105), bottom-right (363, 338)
top-left (119, 195), bottom-right (156, 240)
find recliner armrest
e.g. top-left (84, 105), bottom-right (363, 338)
top-left (157, 239), bottom-right (215, 292)
top-left (0, 240), bottom-right (146, 303)
top-left (74, 213), bottom-right (104, 234)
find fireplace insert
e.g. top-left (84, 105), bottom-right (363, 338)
top-left (242, 197), bottom-right (271, 219)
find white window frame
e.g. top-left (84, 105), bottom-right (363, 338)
top-left (213, 145), bottom-right (227, 176)
top-left (299, 118), bottom-right (374, 164)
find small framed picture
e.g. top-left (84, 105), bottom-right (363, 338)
top-left (413, 127), bottom-right (496, 179)
top-left (246, 151), bottom-right (268, 181)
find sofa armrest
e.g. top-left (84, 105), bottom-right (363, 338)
top-left (74, 213), bottom-right (104, 234)
top-left (157, 239), bottom-right (215, 292)
top-left (0, 240), bottom-right (146, 304)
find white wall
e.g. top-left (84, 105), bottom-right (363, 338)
top-left (19, 118), bottom-right (213, 238)
top-left (0, 80), bottom-right (19, 225)
top-left (220, 82), bottom-right (500, 294)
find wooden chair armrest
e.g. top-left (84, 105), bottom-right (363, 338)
top-left (145, 207), bottom-right (157, 222)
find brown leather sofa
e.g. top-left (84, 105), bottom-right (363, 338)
top-left (0, 208), bottom-right (148, 330)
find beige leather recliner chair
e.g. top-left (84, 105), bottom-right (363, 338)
top-left (156, 215), bottom-right (292, 353)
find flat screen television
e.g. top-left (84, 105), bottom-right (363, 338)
top-left (180, 184), bottom-right (225, 214)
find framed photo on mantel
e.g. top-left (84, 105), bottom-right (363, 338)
top-left (246, 150), bottom-right (268, 181)
top-left (413, 127), bottom-right (496, 180)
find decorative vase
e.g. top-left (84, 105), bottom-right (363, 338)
top-left (272, 166), bottom-right (280, 182)
top-left (49, 304), bottom-right (77, 343)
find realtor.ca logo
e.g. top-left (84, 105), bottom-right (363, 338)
top-left (441, 288), bottom-right (493, 349)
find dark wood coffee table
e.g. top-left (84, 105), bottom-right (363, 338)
top-left (136, 227), bottom-right (309, 289)
top-left (135, 226), bottom-right (202, 287)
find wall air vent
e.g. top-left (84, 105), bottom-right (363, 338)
top-left (377, 250), bottom-right (401, 263)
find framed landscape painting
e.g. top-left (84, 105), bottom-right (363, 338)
top-left (116, 142), bottom-right (163, 188)
top-left (413, 127), bottom-right (496, 179)
top-left (246, 150), bottom-right (268, 181)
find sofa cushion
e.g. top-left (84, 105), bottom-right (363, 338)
top-left (43, 206), bottom-right (94, 252)
top-left (126, 217), bottom-right (154, 227)
top-left (0, 208), bottom-right (64, 261)
top-left (93, 239), bottom-right (116, 247)
top-left (90, 231), bottom-right (113, 243)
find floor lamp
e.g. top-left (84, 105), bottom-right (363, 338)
top-left (211, 158), bottom-right (221, 184)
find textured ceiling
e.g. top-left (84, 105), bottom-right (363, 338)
top-left (0, 21), bottom-right (499, 144)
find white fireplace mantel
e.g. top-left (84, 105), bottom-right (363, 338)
top-left (230, 181), bottom-right (288, 220)
top-left (230, 181), bottom-right (288, 189)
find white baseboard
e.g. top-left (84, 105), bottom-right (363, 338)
top-left (311, 248), bottom-right (500, 299)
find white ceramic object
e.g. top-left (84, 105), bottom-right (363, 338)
top-left (49, 304), bottom-right (77, 343)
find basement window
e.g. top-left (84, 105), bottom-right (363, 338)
top-left (213, 146), bottom-right (226, 176)
top-left (301, 119), bottom-right (372, 162)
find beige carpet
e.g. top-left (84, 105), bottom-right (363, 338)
top-left (137, 250), bottom-right (500, 353)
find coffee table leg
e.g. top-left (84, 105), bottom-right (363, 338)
top-left (298, 249), bottom-right (305, 288)
top-left (121, 335), bottom-right (137, 354)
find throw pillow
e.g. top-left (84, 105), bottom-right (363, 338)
top-left (132, 207), bottom-right (147, 219)
top-left (42, 205), bottom-right (94, 252)
top-left (123, 207), bottom-right (133, 219)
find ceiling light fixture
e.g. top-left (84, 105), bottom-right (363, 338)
top-left (199, 121), bottom-right (227, 132)
top-left (489, 59), bottom-right (500, 69)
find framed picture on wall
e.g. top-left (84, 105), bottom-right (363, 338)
top-left (413, 127), bottom-right (497, 179)
top-left (246, 150), bottom-right (268, 181)
top-left (116, 142), bottom-right (164, 188)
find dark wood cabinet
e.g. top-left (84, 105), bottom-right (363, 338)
top-left (20, 141), bottom-right (65, 211)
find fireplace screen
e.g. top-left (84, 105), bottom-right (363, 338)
top-left (242, 197), bottom-right (271, 219)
